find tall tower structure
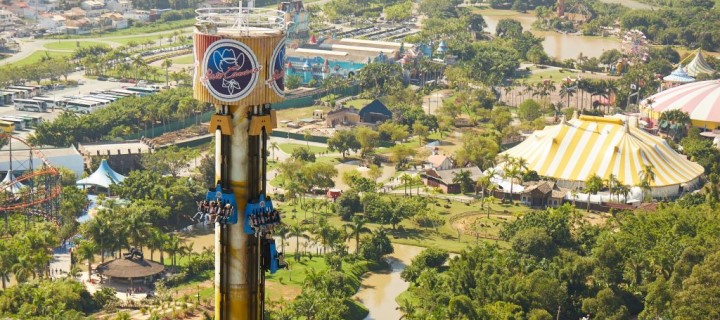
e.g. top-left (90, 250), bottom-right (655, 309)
top-left (193, 3), bottom-right (286, 319)
top-left (557, 0), bottom-right (566, 17)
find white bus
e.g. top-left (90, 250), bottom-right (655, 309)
top-left (65, 99), bottom-right (102, 114)
top-left (98, 93), bottom-right (124, 100)
top-left (14, 99), bottom-right (48, 112)
top-left (9, 116), bottom-right (35, 128)
top-left (94, 94), bottom-right (119, 102)
top-left (4, 89), bottom-right (27, 100)
top-left (33, 97), bottom-right (65, 109)
top-left (109, 89), bottom-right (139, 97)
top-left (0, 92), bottom-right (12, 105)
top-left (8, 86), bottom-right (40, 97)
top-left (126, 86), bottom-right (158, 95)
top-left (79, 96), bottom-right (112, 106)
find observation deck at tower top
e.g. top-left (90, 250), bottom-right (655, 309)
top-left (194, 5), bottom-right (286, 36)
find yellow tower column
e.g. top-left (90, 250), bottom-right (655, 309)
top-left (194, 6), bottom-right (286, 319)
top-left (219, 105), bottom-right (252, 319)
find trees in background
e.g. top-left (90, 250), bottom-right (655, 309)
top-left (30, 88), bottom-right (204, 147)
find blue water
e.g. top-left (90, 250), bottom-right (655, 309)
top-left (75, 194), bottom-right (98, 224)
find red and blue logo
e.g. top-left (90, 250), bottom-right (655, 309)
top-left (201, 39), bottom-right (261, 102)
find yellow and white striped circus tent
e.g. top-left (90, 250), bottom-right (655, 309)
top-left (684, 49), bottom-right (715, 77)
top-left (500, 115), bottom-right (704, 197)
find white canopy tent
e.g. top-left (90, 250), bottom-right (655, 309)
top-left (76, 159), bottom-right (126, 189)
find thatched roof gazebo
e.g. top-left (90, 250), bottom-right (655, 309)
top-left (96, 258), bottom-right (165, 281)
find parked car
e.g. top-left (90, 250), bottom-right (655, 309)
top-left (108, 77), bottom-right (118, 82)
top-left (97, 76), bottom-right (108, 81)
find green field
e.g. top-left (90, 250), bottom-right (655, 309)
top-left (43, 40), bottom-right (110, 51)
top-left (11, 51), bottom-right (74, 67)
top-left (44, 19), bottom-right (194, 39)
top-left (520, 66), bottom-right (615, 83)
top-left (278, 143), bottom-right (328, 154)
top-left (109, 34), bottom-right (168, 46)
top-left (172, 54), bottom-right (194, 64)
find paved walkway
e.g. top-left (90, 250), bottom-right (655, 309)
top-left (49, 250), bottom-right (71, 280)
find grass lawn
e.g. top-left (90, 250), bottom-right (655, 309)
top-left (275, 195), bottom-right (526, 253)
top-left (11, 51), bottom-right (73, 67)
top-left (376, 136), bottom-right (422, 154)
top-left (45, 19), bottom-right (194, 39)
top-left (110, 34), bottom-right (165, 46)
top-left (275, 105), bottom-right (328, 123)
top-left (279, 143), bottom-right (328, 154)
top-left (519, 66), bottom-right (613, 84)
top-left (43, 40), bottom-right (110, 51)
top-left (172, 54), bottom-right (194, 64)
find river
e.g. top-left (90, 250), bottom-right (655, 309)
top-left (354, 243), bottom-right (426, 320)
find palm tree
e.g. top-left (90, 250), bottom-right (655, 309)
top-left (126, 210), bottom-right (150, 251)
top-left (452, 169), bottom-right (472, 194)
top-left (275, 223), bottom-right (289, 253)
top-left (68, 266), bottom-right (82, 279)
top-left (162, 59), bottom-right (173, 87)
top-left (269, 141), bottom-right (280, 161)
top-left (12, 255), bottom-right (35, 283)
top-left (132, 56), bottom-right (147, 81)
top-left (287, 224), bottom-right (308, 261)
top-left (400, 173), bottom-right (412, 195)
top-left (303, 129), bottom-right (312, 147)
top-left (560, 79), bottom-right (576, 112)
top-left (148, 228), bottom-right (167, 262)
top-left (76, 240), bottom-right (98, 280)
top-left (476, 169), bottom-right (495, 209)
top-left (504, 163), bottom-right (521, 203)
top-left (0, 242), bottom-right (15, 289)
top-left (639, 164), bottom-right (656, 201)
top-left (164, 235), bottom-right (185, 269)
top-left (584, 174), bottom-right (604, 211)
top-left (345, 215), bottom-right (371, 254)
top-left (606, 174), bottom-right (621, 203)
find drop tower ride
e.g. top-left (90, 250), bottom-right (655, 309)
top-left (193, 3), bottom-right (286, 319)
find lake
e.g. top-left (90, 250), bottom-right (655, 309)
top-left (480, 9), bottom-right (622, 60)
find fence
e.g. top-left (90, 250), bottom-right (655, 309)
top-left (123, 110), bottom-right (215, 140)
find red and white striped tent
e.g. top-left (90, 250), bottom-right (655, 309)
top-left (641, 80), bottom-right (720, 129)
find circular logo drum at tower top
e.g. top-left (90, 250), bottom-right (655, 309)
top-left (201, 39), bottom-right (261, 103)
top-left (193, 32), bottom-right (286, 106)
top-left (267, 41), bottom-right (286, 97)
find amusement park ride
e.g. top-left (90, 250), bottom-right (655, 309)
top-left (193, 2), bottom-right (287, 319)
top-left (0, 134), bottom-right (61, 232)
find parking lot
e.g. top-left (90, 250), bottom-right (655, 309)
top-left (0, 71), bottom-right (137, 139)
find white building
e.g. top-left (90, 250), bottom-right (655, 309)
top-left (427, 154), bottom-right (453, 171)
top-left (38, 13), bottom-right (67, 33)
top-left (0, 146), bottom-right (84, 178)
top-left (106, 0), bottom-right (132, 13)
top-left (0, 10), bottom-right (18, 32)
top-left (102, 12), bottom-right (128, 29)
top-left (80, 1), bottom-right (105, 17)
top-left (124, 9), bottom-right (149, 22)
